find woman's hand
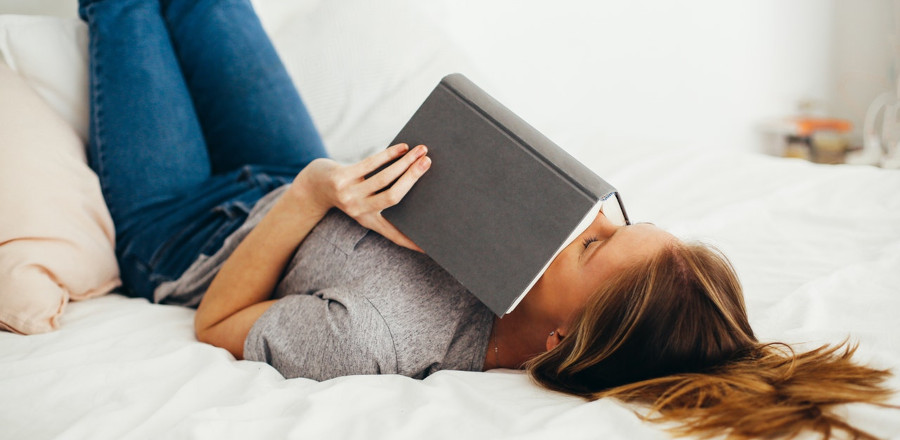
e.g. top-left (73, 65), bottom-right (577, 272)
top-left (290, 143), bottom-right (431, 252)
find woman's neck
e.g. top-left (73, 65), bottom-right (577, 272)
top-left (483, 307), bottom-right (552, 371)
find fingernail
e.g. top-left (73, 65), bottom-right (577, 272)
top-left (419, 156), bottom-right (431, 170)
top-left (398, 143), bottom-right (409, 152)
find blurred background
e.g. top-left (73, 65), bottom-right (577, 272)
top-left (3, 0), bottom-right (898, 163)
top-left (415, 0), bottom-right (898, 164)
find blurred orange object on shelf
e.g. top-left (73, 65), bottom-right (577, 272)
top-left (791, 117), bottom-right (853, 136)
top-left (758, 116), bottom-right (854, 163)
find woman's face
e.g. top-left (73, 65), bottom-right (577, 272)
top-left (524, 211), bottom-right (676, 330)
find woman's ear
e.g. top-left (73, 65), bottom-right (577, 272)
top-left (545, 329), bottom-right (565, 351)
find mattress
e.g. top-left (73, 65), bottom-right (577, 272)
top-left (2, 140), bottom-right (899, 440)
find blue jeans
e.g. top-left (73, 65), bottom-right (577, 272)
top-left (78, 0), bottom-right (328, 301)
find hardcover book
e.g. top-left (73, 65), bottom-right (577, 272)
top-left (383, 73), bottom-right (629, 316)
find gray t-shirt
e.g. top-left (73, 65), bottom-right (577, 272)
top-left (155, 185), bottom-right (494, 381)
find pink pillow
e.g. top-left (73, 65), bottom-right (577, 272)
top-left (0, 62), bottom-right (120, 335)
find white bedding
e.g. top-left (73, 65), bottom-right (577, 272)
top-left (2, 141), bottom-right (900, 440)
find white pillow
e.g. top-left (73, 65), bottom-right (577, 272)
top-left (0, 15), bottom-right (90, 143)
top-left (0, 0), bottom-right (480, 163)
top-left (264, 0), bottom-right (481, 162)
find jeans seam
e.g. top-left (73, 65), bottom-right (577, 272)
top-left (88, 3), bottom-right (111, 220)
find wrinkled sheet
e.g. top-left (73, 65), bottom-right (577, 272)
top-left (2, 143), bottom-right (900, 440)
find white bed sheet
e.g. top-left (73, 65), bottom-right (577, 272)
top-left (2, 140), bottom-right (899, 440)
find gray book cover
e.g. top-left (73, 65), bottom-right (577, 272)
top-left (383, 73), bottom-right (629, 316)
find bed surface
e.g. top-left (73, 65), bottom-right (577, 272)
top-left (2, 140), bottom-right (899, 439)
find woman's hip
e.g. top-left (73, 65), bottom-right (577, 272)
top-left (114, 165), bottom-right (297, 300)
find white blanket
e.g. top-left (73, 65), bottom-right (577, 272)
top-left (2, 141), bottom-right (899, 440)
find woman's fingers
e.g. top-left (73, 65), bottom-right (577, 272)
top-left (354, 154), bottom-right (431, 252)
top-left (329, 143), bottom-right (431, 253)
top-left (352, 143), bottom-right (410, 177)
top-left (361, 144), bottom-right (428, 194)
top-left (369, 216), bottom-right (424, 253)
top-left (371, 155), bottom-right (431, 210)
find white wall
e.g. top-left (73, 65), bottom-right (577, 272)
top-left (416, 0), bottom-right (896, 153)
top-left (828, 0), bottom-right (896, 138)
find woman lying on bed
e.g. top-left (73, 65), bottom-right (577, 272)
top-left (78, 0), bottom-right (893, 438)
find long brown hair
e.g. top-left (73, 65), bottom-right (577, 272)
top-left (527, 242), bottom-right (896, 439)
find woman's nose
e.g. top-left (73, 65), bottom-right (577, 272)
top-left (589, 210), bottom-right (620, 237)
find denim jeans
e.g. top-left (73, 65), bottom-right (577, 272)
top-left (78, 0), bottom-right (328, 301)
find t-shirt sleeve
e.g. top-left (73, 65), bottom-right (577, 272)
top-left (243, 288), bottom-right (398, 381)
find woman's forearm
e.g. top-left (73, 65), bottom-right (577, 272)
top-left (194, 188), bottom-right (327, 358)
top-left (192, 145), bottom-right (430, 358)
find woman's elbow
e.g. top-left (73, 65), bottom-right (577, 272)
top-left (192, 301), bottom-right (274, 359)
top-left (193, 318), bottom-right (246, 359)
top-left (194, 313), bottom-right (212, 343)
top-left (194, 324), bottom-right (211, 345)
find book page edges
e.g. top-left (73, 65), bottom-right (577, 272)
top-left (601, 192), bottom-right (628, 226)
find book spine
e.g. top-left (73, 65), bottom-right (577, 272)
top-left (439, 73), bottom-right (612, 203)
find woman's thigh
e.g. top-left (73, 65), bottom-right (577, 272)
top-left (161, 0), bottom-right (328, 175)
top-left (80, 0), bottom-right (212, 227)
